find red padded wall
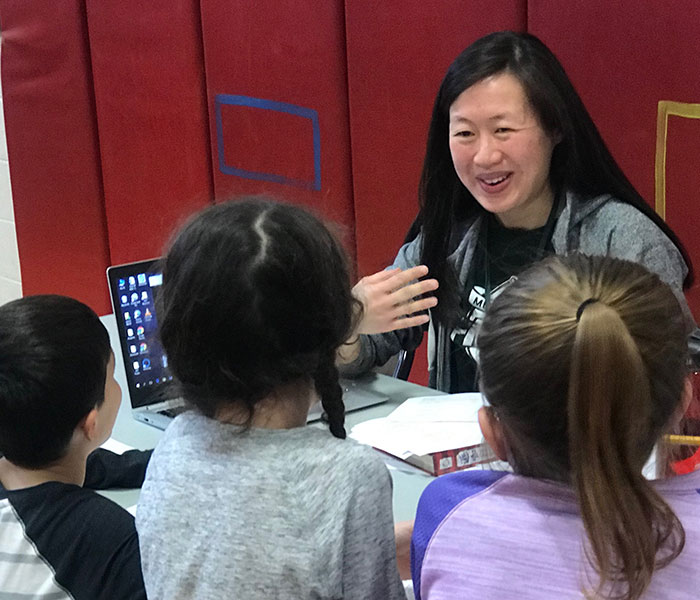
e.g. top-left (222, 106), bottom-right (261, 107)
top-left (345, 1), bottom-right (527, 276)
top-left (529, 0), bottom-right (700, 318)
top-left (85, 0), bottom-right (213, 265)
top-left (0, 0), bottom-right (111, 313)
top-left (199, 0), bottom-right (355, 254)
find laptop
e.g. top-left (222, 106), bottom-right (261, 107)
top-left (107, 258), bottom-right (387, 430)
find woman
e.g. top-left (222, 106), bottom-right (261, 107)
top-left (136, 198), bottom-right (405, 599)
top-left (411, 254), bottom-right (699, 599)
top-left (338, 31), bottom-right (694, 392)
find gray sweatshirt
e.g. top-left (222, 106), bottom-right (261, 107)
top-left (136, 412), bottom-right (406, 600)
top-left (340, 191), bottom-right (695, 391)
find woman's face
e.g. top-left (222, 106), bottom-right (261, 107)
top-left (448, 72), bottom-right (557, 229)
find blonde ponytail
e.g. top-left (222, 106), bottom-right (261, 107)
top-left (569, 301), bottom-right (684, 599)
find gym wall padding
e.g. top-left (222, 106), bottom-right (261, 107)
top-left (0, 0), bottom-right (111, 313)
top-left (199, 0), bottom-right (356, 255)
top-left (528, 0), bottom-right (700, 318)
top-left (85, 0), bottom-right (214, 266)
top-left (345, 1), bottom-right (527, 277)
top-left (3, 1), bottom-right (700, 382)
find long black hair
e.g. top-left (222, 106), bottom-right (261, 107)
top-left (413, 31), bottom-right (693, 326)
top-left (157, 197), bottom-right (357, 438)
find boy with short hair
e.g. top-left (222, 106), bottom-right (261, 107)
top-left (0, 295), bottom-right (147, 599)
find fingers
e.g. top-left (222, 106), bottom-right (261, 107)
top-left (392, 277), bottom-right (439, 306)
top-left (353, 264), bottom-right (439, 335)
top-left (403, 296), bottom-right (438, 314)
top-left (392, 313), bottom-right (431, 329)
top-left (361, 267), bottom-right (402, 284)
top-left (385, 265), bottom-right (429, 288)
top-left (360, 265), bottom-right (430, 287)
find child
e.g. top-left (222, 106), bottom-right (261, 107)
top-left (411, 255), bottom-right (699, 599)
top-left (136, 198), bottom-right (405, 599)
top-left (0, 295), bottom-right (147, 599)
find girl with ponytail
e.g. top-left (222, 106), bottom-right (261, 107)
top-left (411, 254), bottom-right (698, 600)
top-left (136, 197), bottom-right (405, 600)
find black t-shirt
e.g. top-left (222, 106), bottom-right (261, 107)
top-left (0, 449), bottom-right (150, 599)
top-left (450, 214), bottom-right (555, 392)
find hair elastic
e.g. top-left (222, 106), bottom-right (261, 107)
top-left (576, 298), bottom-right (599, 322)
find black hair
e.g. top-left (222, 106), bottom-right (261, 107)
top-left (157, 196), bottom-right (357, 438)
top-left (0, 295), bottom-right (111, 468)
top-left (413, 31), bottom-right (693, 326)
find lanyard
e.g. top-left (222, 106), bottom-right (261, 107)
top-left (482, 193), bottom-right (561, 308)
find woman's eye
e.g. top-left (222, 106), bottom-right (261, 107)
top-left (453, 130), bottom-right (473, 138)
top-left (495, 127), bottom-right (512, 134)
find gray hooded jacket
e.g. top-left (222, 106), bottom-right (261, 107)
top-left (341, 191), bottom-right (695, 391)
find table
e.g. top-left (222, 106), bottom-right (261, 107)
top-left (100, 314), bottom-right (443, 522)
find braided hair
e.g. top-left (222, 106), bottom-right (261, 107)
top-left (157, 197), bottom-right (358, 438)
top-left (315, 353), bottom-right (346, 439)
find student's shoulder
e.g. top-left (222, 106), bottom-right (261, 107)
top-left (38, 482), bottom-right (136, 541)
top-left (411, 469), bottom-right (509, 595)
top-left (304, 428), bottom-right (389, 481)
top-left (6, 482), bottom-right (141, 592)
top-left (418, 469), bottom-right (508, 522)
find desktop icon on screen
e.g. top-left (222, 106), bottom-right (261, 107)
top-left (137, 273), bottom-right (147, 285)
top-left (140, 342), bottom-right (148, 353)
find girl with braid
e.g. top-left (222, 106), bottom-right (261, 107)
top-left (136, 198), bottom-right (405, 600)
top-left (411, 254), bottom-right (699, 600)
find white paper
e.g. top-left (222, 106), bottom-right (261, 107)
top-left (387, 393), bottom-right (484, 424)
top-left (350, 393), bottom-right (488, 458)
top-left (100, 437), bottom-right (135, 455)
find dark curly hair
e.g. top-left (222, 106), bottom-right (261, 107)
top-left (157, 197), bottom-right (357, 438)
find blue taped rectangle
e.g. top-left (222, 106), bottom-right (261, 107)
top-left (214, 94), bottom-right (321, 191)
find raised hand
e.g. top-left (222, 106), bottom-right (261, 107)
top-left (352, 265), bottom-right (438, 335)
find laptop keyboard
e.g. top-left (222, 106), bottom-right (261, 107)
top-left (160, 405), bottom-right (187, 419)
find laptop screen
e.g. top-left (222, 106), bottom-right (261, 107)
top-left (107, 258), bottom-right (176, 408)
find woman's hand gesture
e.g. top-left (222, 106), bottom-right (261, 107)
top-left (352, 265), bottom-right (438, 335)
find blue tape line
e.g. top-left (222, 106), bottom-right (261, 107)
top-left (215, 94), bottom-right (321, 191)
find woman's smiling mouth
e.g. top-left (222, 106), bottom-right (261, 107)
top-left (476, 172), bottom-right (512, 192)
